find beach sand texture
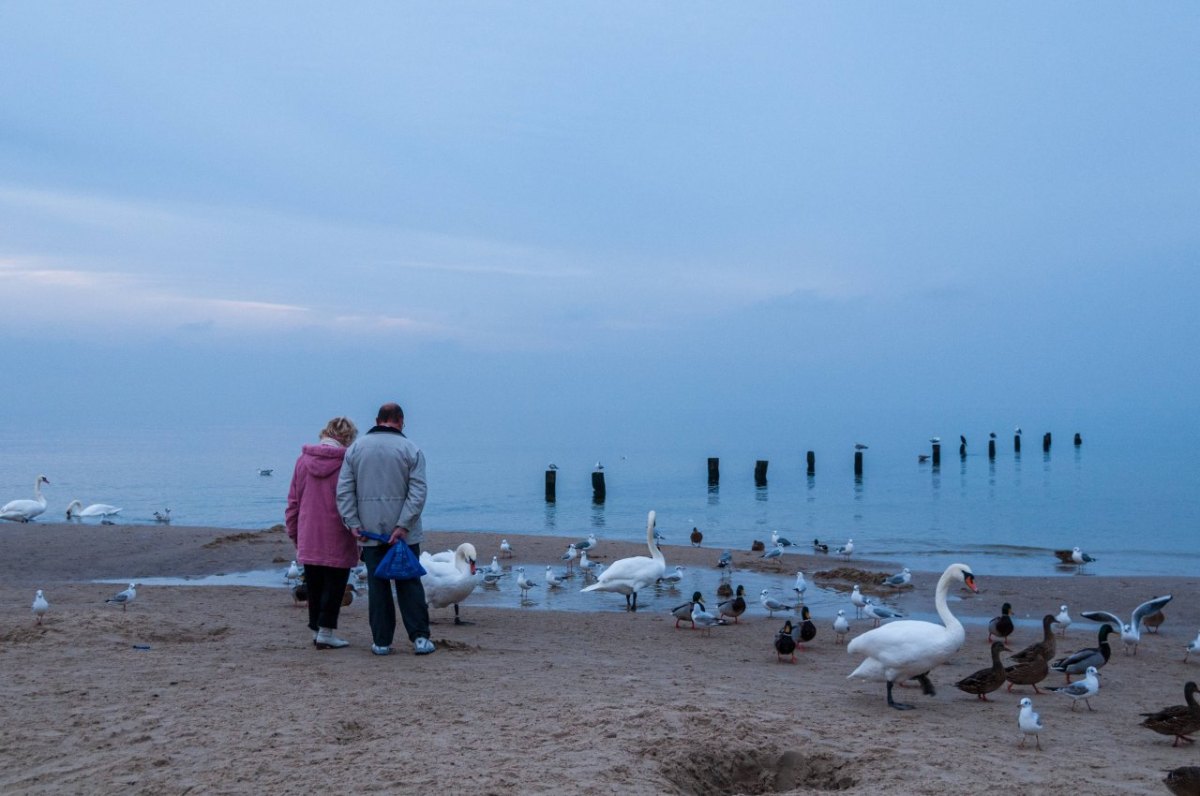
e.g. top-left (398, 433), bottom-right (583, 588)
top-left (2, 523), bottom-right (1198, 795)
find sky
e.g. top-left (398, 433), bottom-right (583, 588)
top-left (2, 3), bottom-right (1197, 459)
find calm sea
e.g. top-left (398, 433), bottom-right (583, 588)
top-left (3, 425), bottom-right (1196, 578)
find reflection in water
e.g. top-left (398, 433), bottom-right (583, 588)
top-left (590, 501), bottom-right (606, 529)
top-left (755, 485), bottom-right (768, 503)
top-left (543, 501), bottom-right (557, 531)
top-left (707, 484), bottom-right (719, 507)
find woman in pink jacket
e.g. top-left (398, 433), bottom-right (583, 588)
top-left (286, 416), bottom-right (358, 649)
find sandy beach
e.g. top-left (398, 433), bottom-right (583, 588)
top-left (2, 522), bottom-right (1198, 795)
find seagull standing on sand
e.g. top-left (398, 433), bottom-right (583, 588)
top-left (716, 549), bottom-right (733, 570)
top-left (500, 539), bottom-right (513, 558)
top-left (32, 590), bottom-right (49, 624)
top-left (862, 599), bottom-right (905, 628)
top-left (106, 583), bottom-right (137, 611)
top-left (691, 601), bottom-right (724, 635)
top-left (1049, 666), bottom-right (1101, 711)
top-left (1018, 698), bottom-right (1044, 749)
top-left (575, 534), bottom-right (598, 554)
top-left (1186, 631), bottom-right (1200, 663)
top-left (762, 546), bottom-right (784, 564)
top-left (286, 561), bottom-right (301, 584)
top-left (833, 610), bottom-right (850, 644)
top-left (836, 539), bottom-right (854, 559)
top-left (883, 568), bottom-right (912, 590)
top-left (1054, 604), bottom-right (1072, 637)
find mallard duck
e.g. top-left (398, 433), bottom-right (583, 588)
top-left (716, 580), bottom-right (733, 598)
top-left (1051, 623), bottom-right (1114, 682)
top-left (717, 585), bottom-right (747, 624)
top-left (671, 592), bottom-right (703, 629)
top-left (792, 605), bottom-right (817, 647)
top-left (1011, 614), bottom-right (1057, 665)
top-left (1005, 649), bottom-right (1050, 694)
top-left (775, 620), bottom-right (797, 663)
top-left (812, 538), bottom-right (829, 554)
top-left (690, 527), bottom-right (703, 547)
top-left (1164, 766), bottom-right (1200, 796)
top-left (1141, 682), bottom-right (1200, 747)
top-left (988, 603), bottom-right (1015, 646)
top-left (955, 641), bottom-right (1008, 701)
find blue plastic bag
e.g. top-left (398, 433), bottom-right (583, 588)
top-left (358, 531), bottom-right (427, 580)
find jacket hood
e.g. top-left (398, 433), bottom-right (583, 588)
top-left (299, 444), bottom-right (346, 479)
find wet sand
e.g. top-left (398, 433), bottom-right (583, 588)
top-left (2, 522), bottom-right (1198, 795)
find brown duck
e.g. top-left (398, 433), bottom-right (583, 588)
top-left (1005, 649), bottom-right (1050, 694)
top-left (955, 641), bottom-right (1008, 701)
top-left (1141, 682), bottom-right (1200, 747)
top-left (1010, 614), bottom-right (1057, 665)
top-left (1165, 766), bottom-right (1200, 796)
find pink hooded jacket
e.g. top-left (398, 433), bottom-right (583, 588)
top-left (285, 443), bottom-right (358, 569)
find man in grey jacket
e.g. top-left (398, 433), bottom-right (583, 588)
top-left (337, 402), bottom-right (434, 656)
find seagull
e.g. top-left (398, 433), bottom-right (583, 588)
top-left (1054, 604), bottom-right (1072, 637)
top-left (759, 589), bottom-right (794, 618)
top-left (106, 583), bottom-right (137, 612)
top-left (544, 566), bottom-right (566, 589)
top-left (1015, 426), bottom-right (1022, 435)
top-left (770, 530), bottom-right (795, 549)
top-left (575, 534), bottom-right (598, 553)
top-left (671, 592), bottom-right (703, 629)
top-left (882, 568), bottom-right (912, 590)
top-left (285, 561), bottom-right (301, 584)
top-left (153, 508), bottom-right (171, 524)
top-left (761, 545), bottom-right (784, 564)
top-left (836, 539), bottom-right (854, 559)
top-left (918, 454), bottom-right (930, 463)
top-left (1049, 666), bottom-right (1100, 711)
top-left (31, 590), bottom-right (49, 624)
top-left (258, 468), bottom-right (273, 476)
top-left (500, 539), bottom-right (513, 558)
top-left (1186, 631), bottom-right (1200, 663)
top-left (578, 549), bottom-right (598, 578)
top-left (653, 528), bottom-right (667, 544)
top-left (833, 609), bottom-right (850, 644)
top-left (793, 571), bottom-right (808, 599)
top-left (515, 567), bottom-right (537, 599)
top-left (850, 585), bottom-right (867, 618)
top-left (1, 475), bottom-right (50, 522)
top-left (658, 565), bottom-right (685, 587)
top-left (855, 443), bottom-right (869, 451)
top-left (1018, 698), bottom-right (1043, 750)
top-left (960, 435), bottom-right (967, 446)
top-left (547, 463), bottom-right (558, 471)
top-left (1081, 594), bottom-right (1174, 655)
top-left (930, 436), bottom-right (941, 444)
top-left (561, 543), bottom-right (578, 571)
top-left (716, 549), bottom-right (733, 570)
top-left (862, 599), bottom-right (905, 628)
top-left (690, 601), bottom-right (725, 635)
top-left (594, 461), bottom-right (604, 472)
top-left (1049, 546), bottom-right (1097, 569)
top-left (989, 432), bottom-right (997, 440)
top-left (812, 538), bottom-right (829, 554)
top-left (486, 556), bottom-right (502, 576)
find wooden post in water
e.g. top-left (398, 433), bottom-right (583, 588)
top-left (754, 460), bottom-right (768, 487)
top-left (707, 457), bottom-right (720, 485)
top-left (591, 470), bottom-right (606, 502)
top-left (854, 451), bottom-right (863, 476)
top-left (1014, 432), bottom-right (1022, 454)
top-left (1042, 432), bottom-right (1052, 453)
top-left (1074, 432), bottom-right (1082, 446)
top-left (806, 450), bottom-right (815, 476)
top-left (959, 436), bottom-right (967, 459)
top-left (545, 468), bottom-right (557, 502)
top-left (932, 442), bottom-right (941, 466)
top-left (988, 437), bottom-right (996, 459)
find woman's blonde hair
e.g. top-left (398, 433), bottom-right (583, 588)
top-left (320, 416), bottom-right (358, 446)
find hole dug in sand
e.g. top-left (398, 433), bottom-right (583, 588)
top-left (664, 748), bottom-right (857, 794)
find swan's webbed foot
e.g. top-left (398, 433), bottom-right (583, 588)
top-left (886, 681), bottom-right (915, 710)
top-left (452, 606), bottom-right (473, 625)
top-left (916, 673), bottom-right (936, 696)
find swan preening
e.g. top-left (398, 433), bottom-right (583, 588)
top-left (847, 562), bottom-right (979, 710)
top-left (65, 500), bottom-right (122, 523)
top-left (1, 475), bottom-right (50, 522)
top-left (421, 543), bottom-right (478, 625)
top-left (581, 510), bottom-right (665, 611)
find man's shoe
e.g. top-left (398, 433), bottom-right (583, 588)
top-left (314, 628), bottom-right (349, 649)
top-left (413, 637), bottom-right (435, 655)
top-left (371, 644), bottom-right (393, 656)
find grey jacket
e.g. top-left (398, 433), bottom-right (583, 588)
top-left (336, 426), bottom-right (427, 546)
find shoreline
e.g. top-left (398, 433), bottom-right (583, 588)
top-left (2, 523), bottom-right (1197, 794)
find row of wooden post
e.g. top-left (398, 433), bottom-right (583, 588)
top-left (544, 432), bottom-right (1083, 500)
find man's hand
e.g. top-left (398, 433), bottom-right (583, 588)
top-left (388, 526), bottom-right (408, 545)
top-left (349, 527), bottom-right (363, 540)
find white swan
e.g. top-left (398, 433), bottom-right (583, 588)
top-left (1, 475), bottom-right (50, 522)
top-left (420, 542), bottom-right (478, 625)
top-left (581, 510), bottom-right (665, 611)
top-left (65, 500), bottom-right (123, 522)
top-left (847, 562), bottom-right (979, 710)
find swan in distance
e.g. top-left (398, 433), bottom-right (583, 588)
top-left (65, 500), bottom-right (123, 522)
top-left (581, 510), bottom-right (665, 611)
top-left (847, 562), bottom-right (979, 710)
top-left (1, 475), bottom-right (50, 522)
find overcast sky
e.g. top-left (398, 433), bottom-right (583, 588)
top-left (2, 4), bottom-right (1197, 457)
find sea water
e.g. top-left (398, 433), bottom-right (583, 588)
top-left (3, 425), bottom-right (1197, 578)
